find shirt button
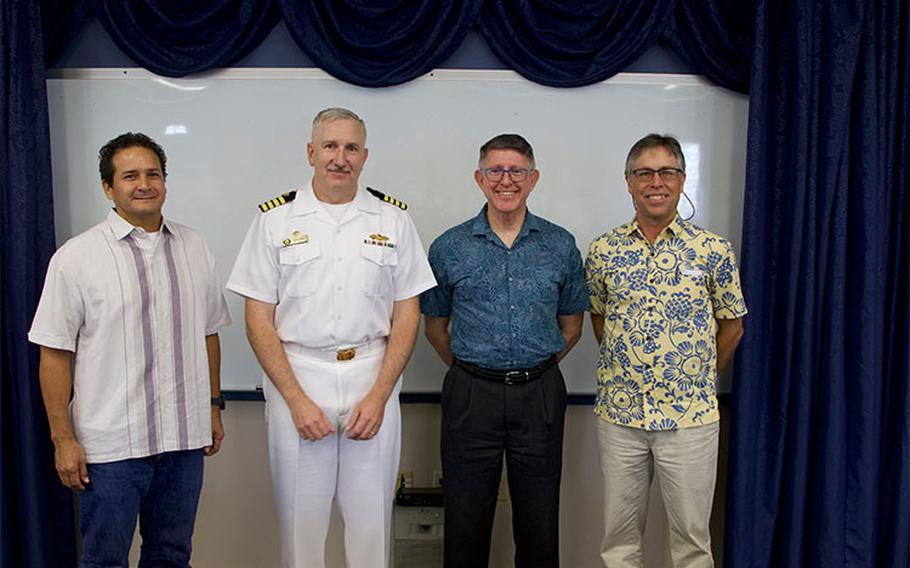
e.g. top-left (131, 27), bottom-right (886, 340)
top-left (337, 256), bottom-right (343, 261)
top-left (337, 286), bottom-right (343, 291)
top-left (508, 277), bottom-right (513, 282)
top-left (512, 333), bottom-right (516, 337)
top-left (335, 315), bottom-right (342, 320)
top-left (510, 305), bottom-right (515, 310)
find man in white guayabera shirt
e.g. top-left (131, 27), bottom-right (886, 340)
top-left (29, 132), bottom-right (231, 568)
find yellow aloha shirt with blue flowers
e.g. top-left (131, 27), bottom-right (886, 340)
top-left (585, 217), bottom-right (747, 430)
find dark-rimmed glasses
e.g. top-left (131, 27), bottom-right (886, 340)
top-left (480, 167), bottom-right (531, 182)
top-left (630, 168), bottom-right (685, 182)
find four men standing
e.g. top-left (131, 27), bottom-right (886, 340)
top-left (30, 122), bottom-right (745, 566)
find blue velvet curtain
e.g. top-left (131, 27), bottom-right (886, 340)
top-left (277, 0), bottom-right (483, 87)
top-left (0, 2), bottom-right (77, 567)
top-left (726, 0), bottom-right (909, 566)
top-left (662, 0), bottom-right (752, 94)
top-left (90, 0), bottom-right (280, 77)
top-left (40, 0), bottom-right (91, 65)
top-left (477, 0), bottom-right (677, 87)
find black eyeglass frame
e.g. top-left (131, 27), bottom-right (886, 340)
top-left (480, 166), bottom-right (533, 182)
top-left (629, 167), bottom-right (685, 182)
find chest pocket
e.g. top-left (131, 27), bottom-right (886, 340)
top-left (677, 262), bottom-right (710, 299)
top-left (278, 244), bottom-right (320, 297)
top-left (360, 243), bottom-right (398, 298)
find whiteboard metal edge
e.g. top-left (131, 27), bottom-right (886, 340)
top-left (46, 67), bottom-right (717, 88)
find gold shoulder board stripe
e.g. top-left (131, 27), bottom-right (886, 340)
top-left (366, 186), bottom-right (408, 210)
top-left (258, 190), bottom-right (298, 212)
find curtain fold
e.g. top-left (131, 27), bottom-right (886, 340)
top-left (477, 0), bottom-right (676, 87)
top-left (40, 0), bottom-right (92, 66)
top-left (90, 0), bottom-right (280, 77)
top-left (277, 0), bottom-right (482, 87)
top-left (662, 0), bottom-right (752, 94)
top-left (726, 0), bottom-right (909, 566)
top-left (1, 2), bottom-right (77, 567)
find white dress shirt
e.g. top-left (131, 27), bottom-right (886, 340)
top-left (29, 210), bottom-right (231, 463)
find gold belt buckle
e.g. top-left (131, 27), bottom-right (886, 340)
top-left (336, 347), bottom-right (356, 361)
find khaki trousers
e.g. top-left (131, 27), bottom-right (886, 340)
top-left (596, 420), bottom-right (719, 568)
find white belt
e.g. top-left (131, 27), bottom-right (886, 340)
top-left (284, 337), bottom-right (387, 362)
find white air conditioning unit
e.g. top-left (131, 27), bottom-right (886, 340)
top-left (393, 505), bottom-right (443, 568)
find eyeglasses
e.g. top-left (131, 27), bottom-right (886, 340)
top-left (630, 168), bottom-right (685, 182)
top-left (480, 167), bottom-right (531, 182)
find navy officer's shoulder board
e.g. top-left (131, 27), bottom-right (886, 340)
top-left (366, 187), bottom-right (408, 211)
top-left (258, 191), bottom-right (297, 213)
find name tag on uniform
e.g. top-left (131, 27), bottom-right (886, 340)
top-left (363, 233), bottom-right (396, 249)
top-left (680, 268), bottom-right (703, 276)
top-left (282, 230), bottom-right (308, 247)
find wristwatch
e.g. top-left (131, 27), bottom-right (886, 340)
top-left (211, 396), bottom-right (226, 410)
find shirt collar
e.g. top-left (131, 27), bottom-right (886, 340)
top-left (290, 182), bottom-right (378, 217)
top-left (470, 204), bottom-right (540, 241)
top-left (625, 215), bottom-right (686, 239)
top-left (105, 209), bottom-right (171, 240)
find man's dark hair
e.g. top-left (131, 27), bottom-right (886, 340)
top-left (478, 134), bottom-right (535, 168)
top-left (98, 132), bottom-right (167, 186)
top-left (624, 133), bottom-right (686, 175)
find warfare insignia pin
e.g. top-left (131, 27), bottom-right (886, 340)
top-left (363, 233), bottom-right (396, 248)
top-left (282, 230), bottom-right (308, 247)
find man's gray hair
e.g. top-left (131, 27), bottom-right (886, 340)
top-left (624, 133), bottom-right (686, 175)
top-left (312, 107), bottom-right (366, 140)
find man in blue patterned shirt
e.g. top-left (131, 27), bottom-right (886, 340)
top-left (421, 134), bottom-right (588, 568)
top-left (586, 134), bottom-right (747, 567)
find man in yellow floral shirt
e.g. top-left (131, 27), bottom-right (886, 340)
top-left (585, 134), bottom-right (747, 567)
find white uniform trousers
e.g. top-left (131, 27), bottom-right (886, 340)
top-left (596, 419), bottom-right (719, 568)
top-left (264, 343), bottom-right (401, 568)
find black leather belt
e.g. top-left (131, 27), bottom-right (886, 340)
top-left (454, 356), bottom-right (557, 385)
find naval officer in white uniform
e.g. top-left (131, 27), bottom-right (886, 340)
top-left (227, 108), bottom-right (436, 568)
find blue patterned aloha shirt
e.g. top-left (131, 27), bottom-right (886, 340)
top-left (586, 217), bottom-right (747, 430)
top-left (421, 206), bottom-right (588, 370)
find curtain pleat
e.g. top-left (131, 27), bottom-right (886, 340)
top-left (726, 0), bottom-right (909, 565)
top-left (90, 0), bottom-right (280, 77)
top-left (277, 0), bottom-right (483, 87)
top-left (477, 0), bottom-right (676, 87)
top-left (1, 1), bottom-right (77, 566)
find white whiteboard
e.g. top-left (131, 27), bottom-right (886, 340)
top-left (46, 68), bottom-right (747, 394)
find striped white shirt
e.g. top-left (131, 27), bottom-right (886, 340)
top-left (29, 211), bottom-right (231, 463)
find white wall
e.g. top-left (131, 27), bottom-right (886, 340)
top-left (127, 402), bottom-right (729, 567)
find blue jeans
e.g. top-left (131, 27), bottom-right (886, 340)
top-left (79, 449), bottom-right (204, 568)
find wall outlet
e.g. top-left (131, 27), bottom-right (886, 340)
top-left (399, 470), bottom-right (414, 489)
top-left (432, 470), bottom-right (443, 487)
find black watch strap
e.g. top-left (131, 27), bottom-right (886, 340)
top-left (211, 395), bottom-right (226, 410)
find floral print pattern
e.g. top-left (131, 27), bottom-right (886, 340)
top-left (586, 217), bottom-right (747, 430)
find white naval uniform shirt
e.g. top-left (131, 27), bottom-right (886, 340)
top-left (227, 184), bottom-right (436, 349)
top-left (29, 211), bottom-right (232, 463)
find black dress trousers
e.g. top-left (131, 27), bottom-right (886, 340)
top-left (441, 362), bottom-right (567, 568)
